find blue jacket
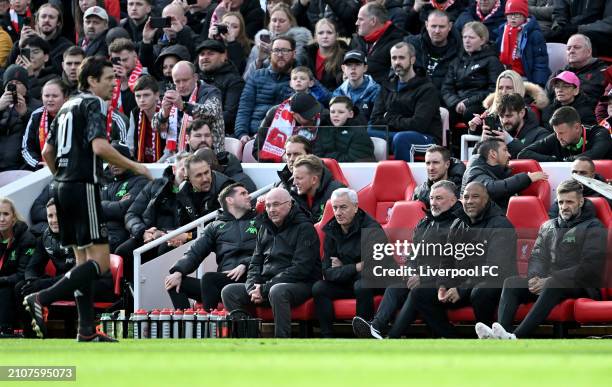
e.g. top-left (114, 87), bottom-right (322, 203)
top-left (234, 66), bottom-right (293, 138)
top-left (332, 75), bottom-right (381, 120)
top-left (496, 17), bottom-right (551, 87)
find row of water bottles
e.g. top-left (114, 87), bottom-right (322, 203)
top-left (99, 308), bottom-right (261, 339)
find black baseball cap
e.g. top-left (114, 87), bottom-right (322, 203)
top-left (290, 92), bottom-right (322, 121)
top-left (342, 50), bottom-right (367, 65)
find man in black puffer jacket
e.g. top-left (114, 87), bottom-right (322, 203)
top-left (291, 155), bottom-right (345, 224)
top-left (413, 182), bottom-right (517, 338)
top-left (117, 152), bottom-right (189, 281)
top-left (101, 142), bottom-right (149, 252)
top-left (462, 138), bottom-right (548, 211)
top-left (313, 188), bottom-right (386, 338)
top-left (477, 179), bottom-right (607, 339)
top-left (165, 183), bottom-right (260, 311)
top-left (222, 187), bottom-right (321, 338)
top-left (413, 145), bottom-right (465, 207)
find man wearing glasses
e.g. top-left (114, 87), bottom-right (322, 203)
top-left (221, 187), bottom-right (322, 338)
top-left (235, 36), bottom-right (296, 145)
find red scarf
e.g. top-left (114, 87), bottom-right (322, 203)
top-left (363, 21), bottom-right (392, 45)
top-left (137, 107), bottom-right (163, 163)
top-left (500, 23), bottom-right (525, 76)
top-left (38, 108), bottom-right (51, 153)
top-left (110, 59), bottom-right (144, 114)
top-left (476, 0), bottom-right (501, 22)
top-left (430, 0), bottom-right (455, 11)
top-left (177, 85), bottom-right (199, 152)
top-left (9, 7), bottom-right (31, 33)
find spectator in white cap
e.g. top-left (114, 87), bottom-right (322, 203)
top-left (541, 70), bottom-right (597, 130)
top-left (80, 6), bottom-right (110, 57)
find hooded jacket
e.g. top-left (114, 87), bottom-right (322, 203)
top-left (0, 221), bottom-right (35, 286)
top-left (442, 45), bottom-right (505, 109)
top-left (246, 203), bottom-right (321, 296)
top-left (461, 154), bottom-right (533, 210)
top-left (517, 124), bottom-right (612, 161)
top-left (529, 198), bottom-right (606, 300)
top-left (314, 113), bottom-right (375, 162)
top-left (199, 61), bottom-right (245, 133)
top-left (322, 208), bottom-right (386, 284)
top-left (440, 201), bottom-right (518, 288)
top-left (176, 171), bottom-right (234, 226)
top-left (25, 227), bottom-right (74, 281)
top-left (413, 158), bottom-right (466, 206)
top-left (125, 166), bottom-right (180, 240)
top-left (482, 81), bottom-right (550, 113)
top-left (370, 71), bottom-right (442, 142)
top-left (291, 167), bottom-right (346, 224)
top-left (495, 16), bottom-right (551, 87)
top-left (332, 74), bottom-right (381, 120)
top-left (217, 151), bottom-right (257, 193)
top-left (405, 27), bottom-right (461, 90)
top-left (170, 210), bottom-right (260, 275)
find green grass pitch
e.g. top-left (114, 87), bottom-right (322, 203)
top-left (2, 339), bottom-right (612, 387)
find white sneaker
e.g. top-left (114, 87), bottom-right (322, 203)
top-left (492, 322), bottom-right (517, 340)
top-left (475, 322), bottom-right (496, 339)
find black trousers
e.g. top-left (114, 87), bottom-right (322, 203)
top-left (167, 272), bottom-right (246, 311)
top-left (312, 279), bottom-right (384, 338)
top-left (497, 275), bottom-right (590, 338)
top-left (0, 284), bottom-right (16, 330)
top-left (412, 286), bottom-right (501, 338)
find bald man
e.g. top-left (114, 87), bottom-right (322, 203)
top-left (221, 188), bottom-right (322, 338)
top-left (139, 3), bottom-right (197, 73)
top-left (152, 61), bottom-right (225, 158)
top-left (411, 181), bottom-right (517, 338)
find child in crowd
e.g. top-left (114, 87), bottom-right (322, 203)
top-left (290, 66), bottom-right (331, 106)
top-left (332, 50), bottom-right (380, 121)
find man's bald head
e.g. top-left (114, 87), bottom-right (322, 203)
top-left (162, 3), bottom-right (186, 22)
top-left (265, 188), bottom-right (293, 226)
top-left (462, 182), bottom-right (490, 221)
top-left (172, 61), bottom-right (198, 96)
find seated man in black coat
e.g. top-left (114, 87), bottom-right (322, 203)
top-left (313, 188), bottom-right (386, 338)
top-left (221, 187), bottom-right (322, 338)
top-left (518, 106), bottom-right (612, 161)
top-left (476, 179), bottom-right (607, 339)
top-left (412, 181), bottom-right (518, 338)
top-left (165, 183), bottom-right (259, 311)
top-left (462, 138), bottom-right (548, 211)
top-left (413, 145), bottom-right (465, 207)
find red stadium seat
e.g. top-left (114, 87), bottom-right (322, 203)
top-left (357, 161), bottom-right (416, 225)
top-left (321, 158), bottom-right (349, 187)
top-left (508, 159), bottom-right (551, 210)
top-left (332, 296), bottom-right (383, 320)
top-left (254, 298), bottom-right (316, 321)
top-left (506, 196), bottom-right (549, 276)
top-left (593, 160), bottom-right (612, 182)
top-left (383, 201), bottom-right (427, 264)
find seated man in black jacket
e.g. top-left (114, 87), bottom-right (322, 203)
top-left (291, 154), bottom-right (345, 223)
top-left (222, 187), bottom-right (322, 338)
top-left (412, 181), bottom-right (518, 338)
top-left (518, 106), bottom-right (612, 161)
top-left (413, 145), bottom-right (465, 207)
top-left (15, 198), bottom-right (114, 336)
top-left (353, 180), bottom-right (463, 339)
top-left (164, 183), bottom-right (259, 311)
top-left (476, 179), bottom-right (607, 339)
top-left (462, 138), bottom-right (548, 211)
top-left (101, 142), bottom-right (149, 252)
top-left (313, 188), bottom-right (385, 338)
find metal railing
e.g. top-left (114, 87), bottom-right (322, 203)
top-left (133, 183), bottom-right (275, 311)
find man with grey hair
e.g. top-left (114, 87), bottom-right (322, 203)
top-left (349, 2), bottom-right (405, 84)
top-left (352, 180), bottom-right (462, 339)
top-left (221, 187), bottom-right (321, 338)
top-left (369, 41), bottom-right (442, 162)
top-left (476, 179), bottom-right (607, 339)
top-left (312, 188), bottom-right (386, 338)
top-left (546, 34), bottom-right (607, 102)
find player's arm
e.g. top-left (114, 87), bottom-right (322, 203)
top-left (92, 139), bottom-right (152, 180)
top-left (41, 143), bottom-right (57, 175)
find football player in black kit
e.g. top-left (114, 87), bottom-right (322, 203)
top-left (24, 56), bottom-right (152, 342)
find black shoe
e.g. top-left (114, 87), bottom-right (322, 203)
top-left (77, 327), bottom-right (119, 342)
top-left (352, 316), bottom-right (383, 339)
top-left (23, 293), bottom-right (47, 339)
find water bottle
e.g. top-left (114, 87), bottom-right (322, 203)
top-left (218, 309), bottom-right (229, 338)
top-left (128, 313), bottom-right (135, 339)
top-left (183, 308), bottom-right (194, 339)
top-left (149, 309), bottom-right (160, 339)
top-left (209, 310), bottom-right (219, 338)
top-left (114, 310), bottom-right (126, 339)
top-left (172, 309), bottom-right (183, 338)
top-left (195, 309), bottom-right (207, 338)
top-left (134, 309), bottom-right (149, 339)
top-left (160, 309), bottom-right (172, 339)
